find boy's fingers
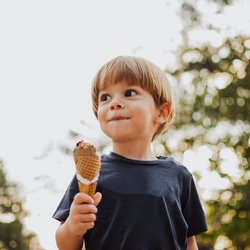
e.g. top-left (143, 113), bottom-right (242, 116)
top-left (79, 213), bottom-right (96, 222)
top-left (74, 192), bottom-right (94, 205)
top-left (93, 192), bottom-right (102, 206)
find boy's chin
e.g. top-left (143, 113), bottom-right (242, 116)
top-left (107, 134), bottom-right (134, 143)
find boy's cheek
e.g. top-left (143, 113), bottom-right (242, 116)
top-left (96, 107), bottom-right (101, 118)
top-left (96, 112), bottom-right (106, 125)
top-left (96, 106), bottom-right (106, 119)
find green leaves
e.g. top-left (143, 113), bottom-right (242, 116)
top-left (0, 161), bottom-right (38, 250)
top-left (162, 35), bottom-right (250, 248)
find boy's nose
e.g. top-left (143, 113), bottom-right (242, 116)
top-left (110, 98), bottom-right (124, 110)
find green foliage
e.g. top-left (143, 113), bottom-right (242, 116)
top-left (0, 160), bottom-right (37, 250)
top-left (162, 35), bottom-right (250, 249)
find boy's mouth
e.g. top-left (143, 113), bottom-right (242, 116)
top-left (108, 115), bottom-right (129, 122)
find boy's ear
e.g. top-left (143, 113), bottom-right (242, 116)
top-left (156, 102), bottom-right (170, 124)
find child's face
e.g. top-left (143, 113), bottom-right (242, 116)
top-left (97, 81), bottom-right (161, 143)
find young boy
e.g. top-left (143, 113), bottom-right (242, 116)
top-left (53, 56), bottom-right (207, 250)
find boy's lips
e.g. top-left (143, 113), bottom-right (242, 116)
top-left (108, 115), bottom-right (130, 122)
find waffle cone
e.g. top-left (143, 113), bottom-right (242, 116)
top-left (78, 182), bottom-right (97, 197)
top-left (75, 148), bottom-right (101, 197)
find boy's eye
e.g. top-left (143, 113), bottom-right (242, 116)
top-left (124, 89), bottom-right (137, 97)
top-left (99, 94), bottom-right (111, 102)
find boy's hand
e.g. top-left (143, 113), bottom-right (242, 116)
top-left (66, 192), bottom-right (102, 236)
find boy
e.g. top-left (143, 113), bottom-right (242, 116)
top-left (53, 56), bottom-right (207, 250)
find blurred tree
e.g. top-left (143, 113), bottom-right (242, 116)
top-left (158, 1), bottom-right (250, 249)
top-left (0, 160), bottom-right (40, 250)
top-left (162, 35), bottom-right (250, 249)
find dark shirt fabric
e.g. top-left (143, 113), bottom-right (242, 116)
top-left (53, 152), bottom-right (207, 250)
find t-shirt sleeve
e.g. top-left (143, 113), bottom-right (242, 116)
top-left (182, 174), bottom-right (208, 237)
top-left (52, 175), bottom-right (79, 222)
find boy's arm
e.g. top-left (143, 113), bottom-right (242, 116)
top-left (55, 192), bottom-right (102, 250)
top-left (187, 236), bottom-right (198, 250)
top-left (56, 221), bottom-right (84, 250)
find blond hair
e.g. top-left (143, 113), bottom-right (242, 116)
top-left (91, 56), bottom-right (175, 140)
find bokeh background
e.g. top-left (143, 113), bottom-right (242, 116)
top-left (0, 0), bottom-right (250, 249)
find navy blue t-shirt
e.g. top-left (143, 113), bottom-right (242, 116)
top-left (53, 152), bottom-right (207, 250)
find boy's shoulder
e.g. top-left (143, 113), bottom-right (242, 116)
top-left (157, 155), bottom-right (192, 179)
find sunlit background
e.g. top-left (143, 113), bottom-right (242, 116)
top-left (0, 0), bottom-right (250, 249)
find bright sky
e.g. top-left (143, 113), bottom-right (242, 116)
top-left (0, 1), bottom-right (249, 249)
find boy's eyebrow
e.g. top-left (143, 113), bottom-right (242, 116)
top-left (97, 86), bottom-right (106, 93)
top-left (98, 91), bottom-right (106, 95)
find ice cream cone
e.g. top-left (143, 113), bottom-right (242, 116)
top-left (73, 141), bottom-right (101, 197)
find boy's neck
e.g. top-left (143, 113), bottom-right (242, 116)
top-left (112, 141), bottom-right (157, 161)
